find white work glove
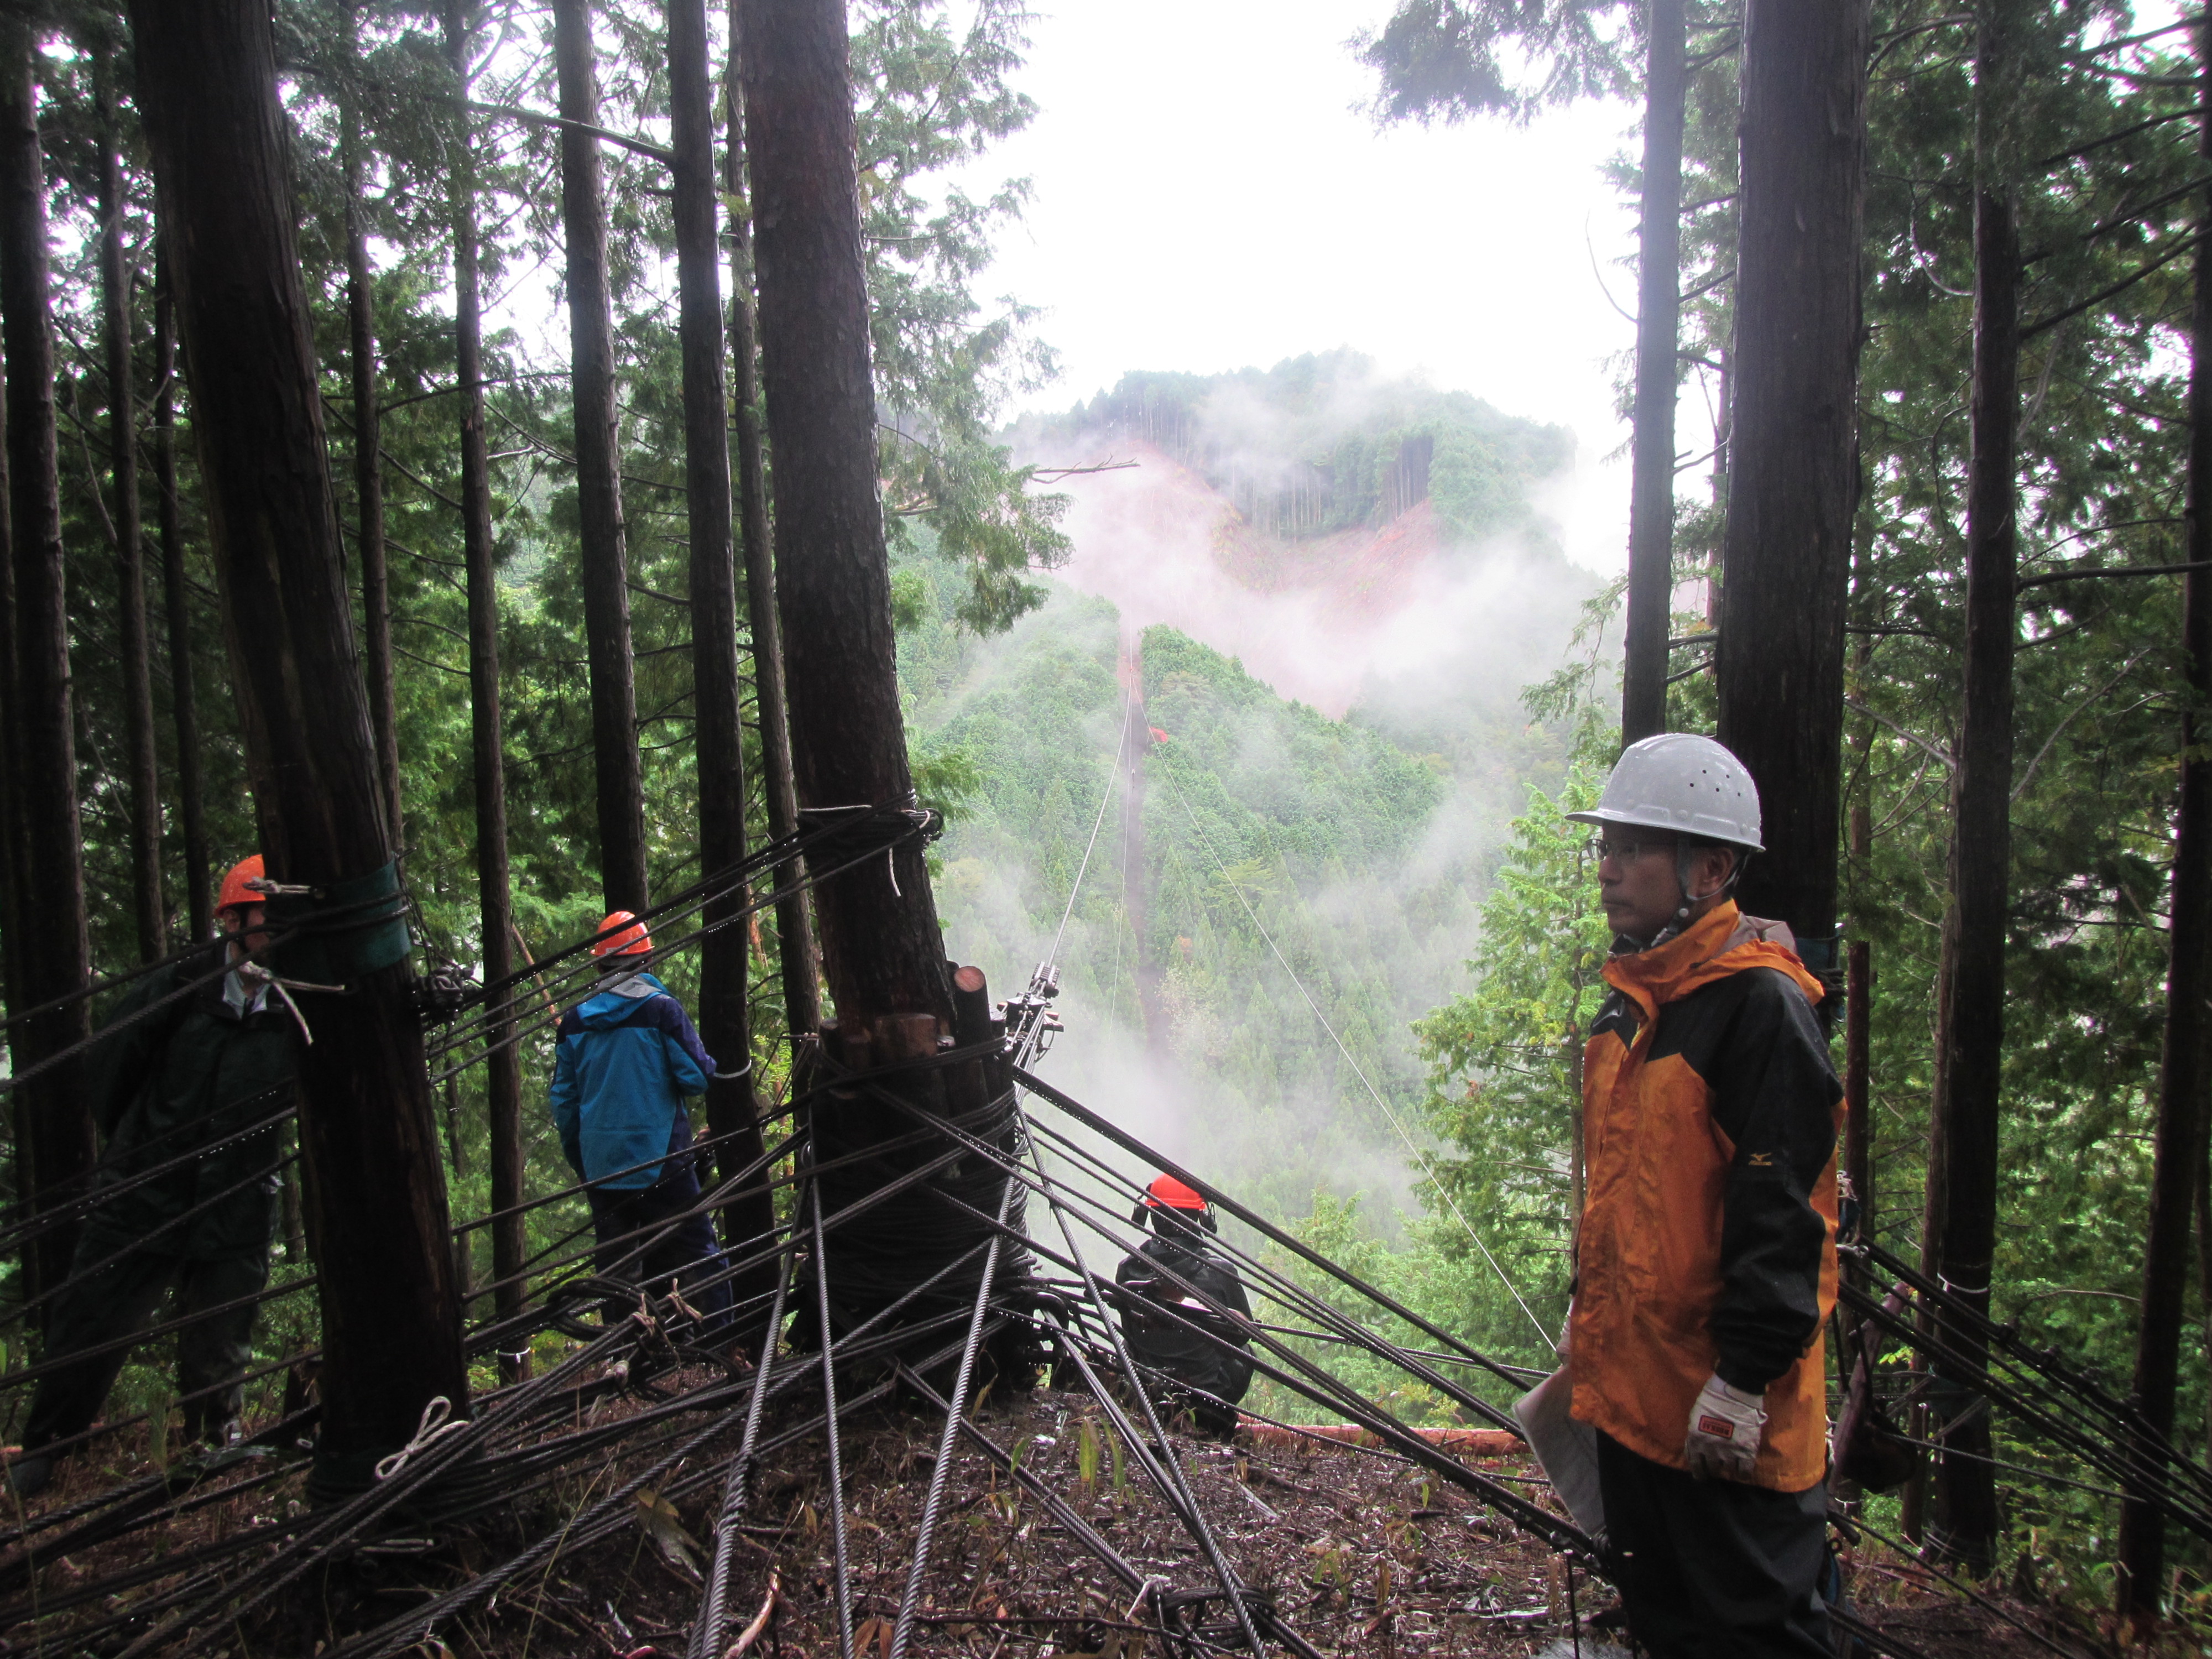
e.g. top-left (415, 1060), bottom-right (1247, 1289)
top-left (1683, 1372), bottom-right (1767, 1482)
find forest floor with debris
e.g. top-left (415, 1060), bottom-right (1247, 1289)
top-left (0, 1369), bottom-right (2190, 1657)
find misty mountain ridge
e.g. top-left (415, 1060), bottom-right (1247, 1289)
top-left (898, 355), bottom-right (1594, 1224)
top-left (1010, 348), bottom-right (1573, 555)
top-left (1005, 351), bottom-right (1596, 743)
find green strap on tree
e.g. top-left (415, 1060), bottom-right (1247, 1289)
top-left (266, 860), bottom-right (412, 984)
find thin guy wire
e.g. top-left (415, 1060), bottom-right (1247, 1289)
top-left (846, 1055), bottom-right (1534, 1449)
top-left (889, 1162), bottom-right (1019, 1659)
top-left (1045, 690), bottom-right (1132, 969)
top-left (1158, 768), bottom-right (1553, 1353)
top-left (0, 1151), bottom-right (299, 1332)
top-left (0, 1095), bottom-right (295, 1254)
top-left (809, 1151), bottom-right (857, 1659)
top-left (1022, 1106), bottom-right (1540, 1407)
top-left (1006, 1114), bottom-right (1526, 1432)
top-left (1014, 1117), bottom-right (1271, 1657)
top-left (926, 1118), bottom-right (1541, 1463)
top-left (1015, 1063), bottom-right (1542, 1405)
top-left (687, 1243), bottom-right (796, 1659)
top-left (425, 833), bottom-right (928, 1083)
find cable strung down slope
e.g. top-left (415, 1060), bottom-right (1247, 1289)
top-left (0, 803), bottom-right (2162, 1658)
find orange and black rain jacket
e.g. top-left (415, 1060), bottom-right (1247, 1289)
top-left (1568, 901), bottom-right (1842, 1493)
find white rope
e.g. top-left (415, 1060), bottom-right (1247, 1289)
top-left (1157, 771), bottom-right (1556, 1354)
top-left (374, 1394), bottom-right (471, 1480)
top-left (269, 981), bottom-right (315, 1047)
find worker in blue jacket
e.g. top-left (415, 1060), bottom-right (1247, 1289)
top-left (550, 912), bottom-right (734, 1343)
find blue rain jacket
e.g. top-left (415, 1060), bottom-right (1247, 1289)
top-left (548, 971), bottom-right (715, 1190)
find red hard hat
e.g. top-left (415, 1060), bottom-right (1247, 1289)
top-left (217, 855), bottom-right (265, 912)
top-left (1143, 1173), bottom-right (1207, 1212)
top-left (592, 910), bottom-right (653, 957)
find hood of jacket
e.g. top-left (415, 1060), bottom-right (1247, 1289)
top-left (575, 970), bottom-right (669, 1027)
top-left (1600, 901), bottom-right (1823, 1020)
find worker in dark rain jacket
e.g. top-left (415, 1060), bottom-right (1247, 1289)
top-left (1563, 733), bottom-right (1842, 1658)
top-left (1114, 1174), bottom-right (1254, 1437)
top-left (7, 856), bottom-right (306, 1499)
top-left (550, 912), bottom-right (734, 1344)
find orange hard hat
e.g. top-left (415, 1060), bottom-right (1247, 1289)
top-left (217, 855), bottom-right (266, 912)
top-left (1143, 1173), bottom-right (1207, 1212)
top-left (591, 910), bottom-right (652, 957)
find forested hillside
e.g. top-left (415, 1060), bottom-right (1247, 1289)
top-left (896, 546), bottom-right (1568, 1227)
top-left (6, 0), bottom-right (2212, 1649)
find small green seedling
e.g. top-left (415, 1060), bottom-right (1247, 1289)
top-left (1077, 1418), bottom-right (1100, 1488)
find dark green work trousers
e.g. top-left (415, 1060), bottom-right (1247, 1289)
top-left (22, 1233), bottom-right (269, 1453)
top-left (1598, 1430), bottom-right (1835, 1658)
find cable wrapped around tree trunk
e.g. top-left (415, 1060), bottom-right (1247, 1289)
top-left (799, 1046), bottom-right (1035, 1393)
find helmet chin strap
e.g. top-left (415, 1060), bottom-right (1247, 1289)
top-left (1631, 845), bottom-right (1746, 953)
top-left (1675, 843), bottom-right (1747, 915)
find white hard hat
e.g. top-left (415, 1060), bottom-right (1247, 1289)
top-left (1565, 733), bottom-right (1764, 852)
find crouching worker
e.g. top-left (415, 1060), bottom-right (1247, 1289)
top-left (1563, 733), bottom-right (1841, 1658)
top-left (550, 913), bottom-right (734, 1348)
top-left (7, 856), bottom-right (305, 1499)
top-left (1114, 1175), bottom-right (1254, 1437)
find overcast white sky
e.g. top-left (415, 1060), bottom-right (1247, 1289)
top-left (951, 0), bottom-right (1647, 576)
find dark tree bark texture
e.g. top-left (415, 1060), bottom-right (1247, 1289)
top-left (446, 0), bottom-right (528, 1385)
top-left (2115, 22), bottom-right (2212, 1624)
top-left (738, 0), bottom-right (952, 1038)
top-left (1713, 0), bottom-right (1868, 961)
top-left (127, 0), bottom-right (468, 1488)
top-left (0, 194), bottom-right (15, 1188)
top-left (553, 0), bottom-right (649, 916)
top-left (0, 86), bottom-right (19, 1299)
top-left (96, 46), bottom-right (164, 962)
top-left (672, 0), bottom-right (775, 1279)
top-left (1845, 637), bottom-right (1875, 1244)
top-left (154, 253), bottom-right (210, 943)
top-left (1926, 174), bottom-right (2020, 1578)
top-left (2, 20), bottom-right (96, 1314)
top-left (1620, 0), bottom-right (1685, 746)
top-left (345, 6), bottom-right (403, 852)
top-left (723, 53), bottom-right (821, 1041)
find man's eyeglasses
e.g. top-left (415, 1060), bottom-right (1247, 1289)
top-left (1586, 833), bottom-right (1677, 864)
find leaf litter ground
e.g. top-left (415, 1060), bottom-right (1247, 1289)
top-left (0, 1369), bottom-right (2166, 1657)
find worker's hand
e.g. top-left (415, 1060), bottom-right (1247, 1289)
top-left (1683, 1372), bottom-right (1766, 1481)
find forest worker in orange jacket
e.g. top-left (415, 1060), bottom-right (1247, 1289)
top-left (1563, 733), bottom-right (1841, 1657)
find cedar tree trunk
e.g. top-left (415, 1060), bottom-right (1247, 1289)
top-left (96, 46), bottom-right (164, 962)
top-left (2115, 19), bottom-right (2212, 1624)
top-left (553, 0), bottom-right (649, 915)
top-left (1925, 147), bottom-right (2021, 1577)
top-left (737, 0), bottom-right (953, 1037)
top-left (723, 53), bottom-right (821, 1040)
top-left (2, 20), bottom-right (96, 1313)
top-left (0, 124), bottom-right (17, 1229)
top-left (1713, 0), bottom-right (1867, 958)
top-left (127, 0), bottom-right (468, 1488)
top-left (153, 252), bottom-right (210, 942)
top-left (446, 0), bottom-right (528, 1383)
top-left (1620, 0), bottom-right (1685, 745)
top-left (344, 6), bottom-right (402, 849)
top-left (673, 0), bottom-right (775, 1274)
